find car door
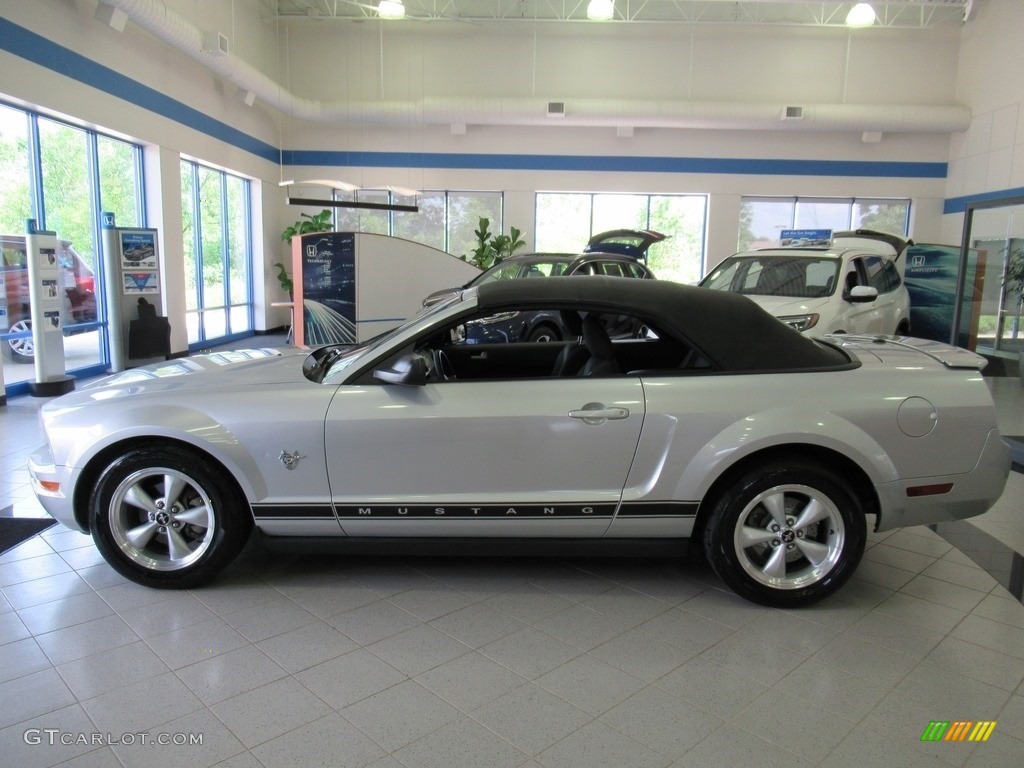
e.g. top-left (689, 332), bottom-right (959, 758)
top-left (324, 376), bottom-right (645, 537)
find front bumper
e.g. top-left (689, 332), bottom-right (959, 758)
top-left (874, 428), bottom-right (1012, 532)
top-left (27, 444), bottom-right (84, 532)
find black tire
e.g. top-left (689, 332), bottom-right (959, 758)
top-left (89, 445), bottom-right (252, 589)
top-left (527, 324), bottom-right (560, 343)
top-left (702, 459), bottom-right (866, 607)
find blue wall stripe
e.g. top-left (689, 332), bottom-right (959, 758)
top-left (944, 186), bottom-right (1024, 214)
top-left (0, 17), bottom-right (279, 163)
top-left (1, 18), bottom-right (952, 189)
top-left (282, 150), bottom-right (947, 179)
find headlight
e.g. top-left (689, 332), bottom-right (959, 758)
top-left (778, 313), bottom-right (819, 332)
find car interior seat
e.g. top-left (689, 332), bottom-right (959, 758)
top-left (845, 271), bottom-right (859, 294)
top-left (551, 310), bottom-right (589, 376)
top-left (577, 314), bottom-right (620, 376)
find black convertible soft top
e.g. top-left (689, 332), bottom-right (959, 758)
top-left (474, 276), bottom-right (853, 372)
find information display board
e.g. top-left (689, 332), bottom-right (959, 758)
top-left (101, 213), bottom-right (163, 370)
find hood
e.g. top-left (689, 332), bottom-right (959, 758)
top-left (745, 295), bottom-right (830, 317)
top-left (49, 348), bottom-right (307, 409)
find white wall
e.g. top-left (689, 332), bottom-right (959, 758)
top-left (4, 0), bottom-right (1007, 347)
top-left (942, 0), bottom-right (1024, 244)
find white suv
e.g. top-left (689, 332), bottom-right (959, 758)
top-left (699, 230), bottom-right (911, 337)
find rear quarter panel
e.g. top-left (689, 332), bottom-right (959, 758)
top-left (625, 359), bottom-right (996, 505)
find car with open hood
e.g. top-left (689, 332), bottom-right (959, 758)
top-left (421, 228), bottom-right (666, 310)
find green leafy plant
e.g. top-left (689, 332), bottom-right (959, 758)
top-left (281, 209), bottom-right (333, 242)
top-left (277, 209), bottom-right (334, 297)
top-left (1005, 245), bottom-right (1024, 299)
top-left (462, 217), bottom-right (526, 270)
top-left (272, 262), bottom-right (293, 296)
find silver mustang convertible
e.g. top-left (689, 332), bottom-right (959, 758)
top-left (29, 278), bottom-right (1010, 606)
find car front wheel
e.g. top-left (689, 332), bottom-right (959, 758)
top-left (703, 460), bottom-right (866, 607)
top-left (89, 446), bottom-right (252, 588)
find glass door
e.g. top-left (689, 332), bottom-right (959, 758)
top-left (955, 197), bottom-right (1024, 361)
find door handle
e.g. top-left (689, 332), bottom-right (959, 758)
top-left (568, 404), bottom-right (629, 425)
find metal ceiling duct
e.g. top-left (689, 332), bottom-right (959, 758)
top-left (96, 0), bottom-right (971, 135)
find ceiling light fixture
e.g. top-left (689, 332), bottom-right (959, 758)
top-left (378, 1), bottom-right (405, 20)
top-left (586, 0), bottom-right (615, 22)
top-left (846, 2), bottom-right (876, 28)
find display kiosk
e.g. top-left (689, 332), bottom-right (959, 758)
top-left (100, 212), bottom-right (165, 371)
top-left (25, 220), bottom-right (75, 396)
top-left (291, 232), bottom-right (479, 347)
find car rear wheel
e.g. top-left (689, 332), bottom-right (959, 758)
top-left (3, 318), bottom-right (34, 364)
top-left (89, 445), bottom-right (252, 588)
top-left (702, 460), bottom-right (866, 607)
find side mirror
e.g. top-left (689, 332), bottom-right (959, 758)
top-left (845, 285), bottom-right (878, 303)
top-left (373, 353), bottom-right (428, 386)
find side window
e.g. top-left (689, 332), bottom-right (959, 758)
top-left (601, 262), bottom-right (625, 277)
top-left (882, 260), bottom-right (901, 290)
top-left (3, 243), bottom-right (27, 269)
top-left (863, 256), bottom-right (889, 293)
top-left (574, 263), bottom-right (597, 275)
top-left (626, 263), bottom-right (647, 278)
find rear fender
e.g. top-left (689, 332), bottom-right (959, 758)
top-left (676, 407), bottom-right (898, 500)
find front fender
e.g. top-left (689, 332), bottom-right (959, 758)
top-left (58, 405), bottom-right (272, 504)
top-left (676, 407), bottom-right (899, 500)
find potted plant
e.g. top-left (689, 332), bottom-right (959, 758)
top-left (276, 209), bottom-right (334, 298)
top-left (462, 216), bottom-right (526, 269)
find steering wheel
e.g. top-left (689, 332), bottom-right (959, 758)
top-left (432, 349), bottom-right (457, 381)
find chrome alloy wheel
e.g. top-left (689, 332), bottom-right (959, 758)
top-left (8, 318), bottom-right (34, 359)
top-left (732, 483), bottom-right (845, 591)
top-left (108, 467), bottom-right (215, 571)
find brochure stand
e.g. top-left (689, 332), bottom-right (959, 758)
top-left (25, 220), bottom-right (74, 397)
top-left (101, 212), bottom-right (162, 371)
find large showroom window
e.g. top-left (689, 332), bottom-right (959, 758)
top-left (738, 196), bottom-right (910, 251)
top-left (180, 161), bottom-right (253, 347)
top-left (0, 103), bottom-right (144, 393)
top-left (334, 189), bottom-right (503, 259)
top-left (534, 192), bottom-right (708, 284)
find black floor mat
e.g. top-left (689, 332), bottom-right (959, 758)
top-left (0, 517), bottom-right (56, 554)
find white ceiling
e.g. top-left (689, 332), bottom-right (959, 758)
top-left (271, 0), bottom-right (972, 29)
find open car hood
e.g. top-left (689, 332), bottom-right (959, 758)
top-left (584, 229), bottom-right (668, 259)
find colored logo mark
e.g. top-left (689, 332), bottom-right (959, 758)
top-left (920, 721), bottom-right (996, 742)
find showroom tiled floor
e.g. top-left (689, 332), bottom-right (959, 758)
top-left (1, 352), bottom-right (1023, 768)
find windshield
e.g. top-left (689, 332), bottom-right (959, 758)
top-left (312, 293), bottom-right (464, 384)
top-left (701, 256), bottom-right (840, 299)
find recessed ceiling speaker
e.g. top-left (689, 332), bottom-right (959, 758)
top-left (547, 102), bottom-right (566, 118)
